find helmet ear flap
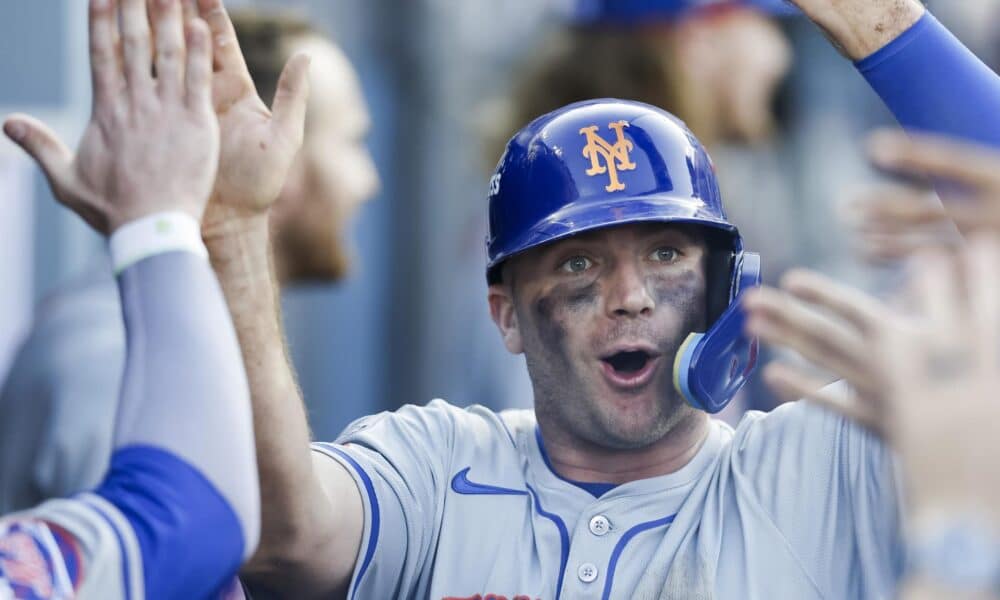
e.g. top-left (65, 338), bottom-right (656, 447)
top-left (703, 228), bottom-right (737, 327)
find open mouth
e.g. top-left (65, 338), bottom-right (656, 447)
top-left (603, 350), bottom-right (653, 374)
top-left (599, 348), bottom-right (662, 390)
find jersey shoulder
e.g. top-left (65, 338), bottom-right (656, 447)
top-left (728, 381), bottom-right (859, 459)
top-left (336, 399), bottom-right (529, 452)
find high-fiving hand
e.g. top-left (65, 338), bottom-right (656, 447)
top-left (190, 0), bottom-right (311, 239)
top-left (3, 0), bottom-right (219, 234)
top-left (743, 236), bottom-right (1000, 521)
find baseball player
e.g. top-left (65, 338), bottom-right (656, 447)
top-left (0, 0), bottom-right (263, 597)
top-left (187, 0), bottom-right (1000, 598)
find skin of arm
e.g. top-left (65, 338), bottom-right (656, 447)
top-left (203, 216), bottom-right (362, 598)
top-left (788, 0), bottom-right (925, 60)
top-left (190, 0), bottom-right (363, 594)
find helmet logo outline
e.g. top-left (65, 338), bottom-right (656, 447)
top-left (579, 120), bottom-right (638, 192)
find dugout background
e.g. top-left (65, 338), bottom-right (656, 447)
top-left (1, 0), bottom-right (998, 440)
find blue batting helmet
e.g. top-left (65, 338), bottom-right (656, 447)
top-left (486, 98), bottom-right (760, 413)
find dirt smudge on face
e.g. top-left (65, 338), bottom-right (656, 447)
top-left (647, 267), bottom-right (707, 333)
top-left (532, 280), bottom-right (601, 352)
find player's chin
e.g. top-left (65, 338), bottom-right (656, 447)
top-left (591, 385), bottom-right (676, 447)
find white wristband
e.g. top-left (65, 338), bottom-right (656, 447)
top-left (108, 211), bottom-right (208, 274)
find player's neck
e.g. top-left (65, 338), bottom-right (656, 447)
top-left (538, 411), bottom-right (711, 485)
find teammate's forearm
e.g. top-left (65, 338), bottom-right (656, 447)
top-left (96, 214), bottom-right (260, 595)
top-left (792, 0), bottom-right (924, 60)
top-left (110, 230), bottom-right (258, 552)
top-left (205, 216), bottom-right (337, 579)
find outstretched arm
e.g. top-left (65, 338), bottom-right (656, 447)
top-left (792, 0), bottom-right (1000, 147)
top-left (191, 0), bottom-right (363, 595)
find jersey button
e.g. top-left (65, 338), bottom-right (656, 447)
top-left (589, 515), bottom-right (611, 536)
top-left (578, 562), bottom-right (599, 583)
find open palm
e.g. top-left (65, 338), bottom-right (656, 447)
top-left (192, 0), bottom-right (310, 237)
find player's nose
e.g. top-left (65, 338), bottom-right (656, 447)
top-left (605, 260), bottom-right (654, 318)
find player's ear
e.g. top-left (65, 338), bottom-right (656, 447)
top-left (488, 281), bottom-right (523, 354)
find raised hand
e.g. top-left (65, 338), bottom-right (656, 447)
top-left (841, 131), bottom-right (1000, 262)
top-left (191, 0), bottom-right (311, 239)
top-left (740, 268), bottom-right (892, 429)
top-left (3, 0), bottom-right (218, 234)
top-left (867, 130), bottom-right (1000, 233)
top-left (743, 236), bottom-right (1000, 519)
top-left (842, 182), bottom-right (958, 264)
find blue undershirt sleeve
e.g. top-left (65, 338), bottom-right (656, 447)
top-left (857, 12), bottom-right (1000, 147)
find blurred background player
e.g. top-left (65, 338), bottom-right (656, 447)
top-left (0, 9), bottom-right (379, 514)
top-left (499, 0), bottom-right (796, 148)
top-left (0, 0), bottom-right (267, 596)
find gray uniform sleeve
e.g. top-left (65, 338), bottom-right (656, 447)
top-left (111, 250), bottom-right (259, 558)
top-left (734, 384), bottom-right (903, 598)
top-left (311, 399), bottom-right (461, 600)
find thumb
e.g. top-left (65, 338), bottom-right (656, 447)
top-left (270, 53), bottom-right (312, 147)
top-left (4, 114), bottom-right (72, 187)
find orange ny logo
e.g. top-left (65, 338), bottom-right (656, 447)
top-left (579, 121), bottom-right (637, 192)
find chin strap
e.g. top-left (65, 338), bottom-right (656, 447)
top-left (673, 252), bottom-right (761, 414)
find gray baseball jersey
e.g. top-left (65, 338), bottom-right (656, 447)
top-left (313, 388), bottom-right (902, 600)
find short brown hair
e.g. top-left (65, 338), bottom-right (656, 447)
top-left (230, 11), bottom-right (319, 106)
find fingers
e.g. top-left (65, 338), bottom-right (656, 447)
top-left (743, 285), bottom-right (874, 390)
top-left (89, 0), bottom-right (122, 107)
top-left (845, 184), bottom-right (947, 232)
top-left (963, 234), bottom-right (1000, 368)
top-left (270, 53), bottom-right (312, 145)
top-left (120, 0), bottom-right (154, 94)
top-left (151, 0), bottom-right (186, 97)
top-left (906, 249), bottom-right (962, 332)
top-left (196, 0), bottom-right (249, 75)
top-left (766, 362), bottom-right (884, 434)
top-left (3, 115), bottom-right (73, 190)
top-left (779, 269), bottom-right (887, 332)
top-left (184, 18), bottom-right (213, 109)
top-left (869, 129), bottom-right (1000, 192)
top-left (939, 199), bottom-right (1000, 234)
top-left (853, 228), bottom-right (960, 264)
top-left (181, 0), bottom-right (197, 22)
top-left (862, 136), bottom-right (1000, 234)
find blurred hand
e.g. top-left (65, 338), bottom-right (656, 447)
top-left (867, 130), bottom-right (1000, 233)
top-left (3, 0), bottom-right (218, 234)
top-left (842, 182), bottom-right (960, 263)
top-left (843, 131), bottom-right (1000, 263)
top-left (743, 236), bottom-right (1000, 519)
top-left (190, 0), bottom-right (311, 239)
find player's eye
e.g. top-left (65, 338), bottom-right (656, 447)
top-left (649, 247), bottom-right (679, 263)
top-left (560, 256), bottom-right (593, 274)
